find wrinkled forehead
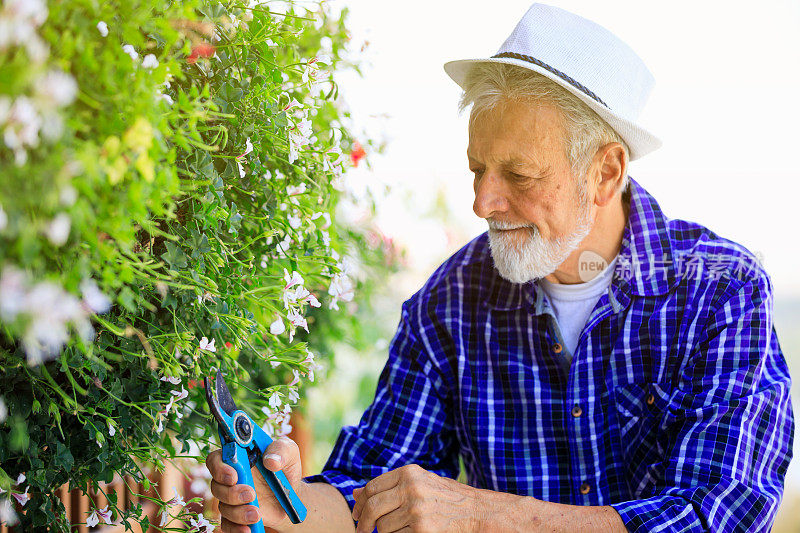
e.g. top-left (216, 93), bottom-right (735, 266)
top-left (466, 101), bottom-right (566, 166)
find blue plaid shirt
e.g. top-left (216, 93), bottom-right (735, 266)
top-left (303, 176), bottom-right (794, 532)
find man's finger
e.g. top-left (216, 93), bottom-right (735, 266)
top-left (205, 449), bottom-right (238, 485)
top-left (210, 480), bottom-right (256, 505)
top-left (352, 470), bottom-right (400, 520)
top-left (218, 502), bottom-right (262, 526)
top-left (354, 486), bottom-right (403, 533)
top-left (262, 436), bottom-right (300, 472)
top-left (221, 516), bottom-right (251, 533)
top-left (374, 504), bottom-right (412, 533)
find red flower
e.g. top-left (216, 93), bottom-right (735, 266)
top-left (350, 141), bottom-right (366, 167)
top-left (187, 379), bottom-right (198, 389)
top-left (187, 42), bottom-right (216, 64)
top-left (225, 342), bottom-right (232, 349)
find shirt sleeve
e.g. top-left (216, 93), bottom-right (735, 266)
top-left (609, 271), bottom-right (795, 532)
top-left (302, 301), bottom-right (460, 516)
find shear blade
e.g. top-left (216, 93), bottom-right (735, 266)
top-left (215, 369), bottom-right (238, 416)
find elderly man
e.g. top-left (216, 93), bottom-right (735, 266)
top-left (206, 4), bottom-right (794, 532)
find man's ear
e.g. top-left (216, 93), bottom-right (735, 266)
top-left (593, 142), bottom-right (627, 207)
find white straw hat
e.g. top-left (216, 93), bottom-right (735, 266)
top-left (444, 3), bottom-right (662, 161)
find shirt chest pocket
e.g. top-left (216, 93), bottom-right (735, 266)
top-left (611, 382), bottom-right (671, 463)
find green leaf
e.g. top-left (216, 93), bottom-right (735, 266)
top-left (161, 241), bottom-right (188, 269)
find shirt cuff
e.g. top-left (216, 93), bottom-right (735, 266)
top-left (609, 496), bottom-right (701, 533)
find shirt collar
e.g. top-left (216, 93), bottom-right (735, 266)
top-left (482, 175), bottom-right (678, 312)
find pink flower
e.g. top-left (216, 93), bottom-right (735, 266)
top-left (350, 141), bottom-right (366, 167)
top-left (187, 42), bottom-right (216, 64)
top-left (12, 487), bottom-right (29, 506)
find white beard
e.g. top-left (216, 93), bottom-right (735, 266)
top-left (487, 180), bottom-right (594, 284)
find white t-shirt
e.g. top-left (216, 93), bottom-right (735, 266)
top-left (536, 254), bottom-right (619, 357)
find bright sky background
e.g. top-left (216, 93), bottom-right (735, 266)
top-left (330, 0), bottom-right (800, 299)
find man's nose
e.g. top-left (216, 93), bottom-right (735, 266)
top-left (473, 172), bottom-right (509, 219)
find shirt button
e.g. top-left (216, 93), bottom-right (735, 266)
top-left (579, 482), bottom-right (591, 494)
top-left (646, 393), bottom-right (655, 405)
top-left (552, 342), bottom-right (563, 354)
top-left (571, 405), bottom-right (582, 417)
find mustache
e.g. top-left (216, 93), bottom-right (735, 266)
top-left (487, 220), bottom-right (537, 231)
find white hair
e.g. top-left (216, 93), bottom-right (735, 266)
top-left (458, 61), bottom-right (629, 194)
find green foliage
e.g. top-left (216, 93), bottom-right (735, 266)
top-left (0, 0), bottom-right (398, 529)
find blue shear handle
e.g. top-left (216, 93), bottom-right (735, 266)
top-left (252, 423), bottom-right (308, 523)
top-left (221, 434), bottom-right (266, 533)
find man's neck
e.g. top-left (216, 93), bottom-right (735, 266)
top-left (542, 191), bottom-right (629, 285)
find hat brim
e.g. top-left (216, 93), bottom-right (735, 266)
top-left (443, 57), bottom-right (662, 162)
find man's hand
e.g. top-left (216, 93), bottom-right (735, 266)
top-left (351, 464), bottom-right (483, 533)
top-left (205, 436), bottom-right (303, 533)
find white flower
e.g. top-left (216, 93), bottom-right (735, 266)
top-left (0, 498), bottom-right (17, 526)
top-left (108, 420), bottom-right (116, 437)
top-left (283, 269), bottom-right (304, 290)
top-left (169, 486), bottom-right (186, 508)
top-left (189, 514), bottom-right (214, 532)
top-left (199, 337), bottom-right (216, 352)
top-left (160, 374), bottom-right (181, 385)
top-left (288, 138), bottom-right (299, 164)
top-left (159, 93), bottom-right (174, 105)
top-left (59, 185), bottom-right (77, 206)
top-left (96, 21), bottom-right (108, 37)
top-left (242, 137), bottom-right (253, 156)
top-left (171, 387), bottom-right (188, 401)
top-left (275, 234), bottom-right (292, 258)
top-left (14, 474), bottom-right (24, 486)
top-left (97, 505), bottom-right (112, 524)
top-left (269, 317), bottom-right (285, 335)
top-left (142, 54), bottom-right (158, 69)
top-left (304, 292), bottom-right (321, 308)
top-left (287, 212), bottom-right (302, 230)
top-left (159, 509), bottom-right (171, 527)
top-left (86, 510), bottom-right (99, 528)
top-left (122, 44), bottom-right (138, 62)
top-left (0, 397), bottom-right (6, 423)
top-left (287, 388), bottom-right (299, 404)
top-left (286, 183), bottom-right (306, 196)
top-left (268, 391), bottom-right (281, 409)
top-left (287, 308), bottom-right (308, 336)
top-left (328, 274), bottom-right (354, 310)
top-left (12, 487), bottom-right (29, 507)
top-left (34, 70), bottom-right (78, 108)
top-left (80, 278), bottom-right (111, 314)
top-left (45, 212), bottom-right (70, 246)
top-left (296, 118), bottom-right (312, 139)
top-left (311, 53), bottom-right (332, 65)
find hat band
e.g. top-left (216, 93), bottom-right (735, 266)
top-left (491, 52), bottom-right (609, 109)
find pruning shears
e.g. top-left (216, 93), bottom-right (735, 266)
top-left (205, 370), bottom-right (307, 531)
